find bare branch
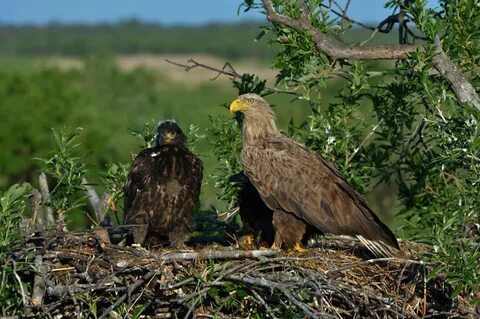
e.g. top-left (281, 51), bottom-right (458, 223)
top-left (154, 249), bottom-right (278, 262)
top-left (98, 271), bottom-right (156, 319)
top-left (30, 188), bottom-right (43, 227)
top-left (12, 260), bottom-right (28, 308)
top-left (166, 59), bottom-right (239, 80)
top-left (166, 59), bottom-right (300, 96)
top-left (31, 255), bottom-right (46, 308)
top-left (38, 173), bottom-right (55, 226)
top-left (346, 119), bottom-right (384, 165)
top-left (82, 178), bottom-right (109, 223)
top-left (432, 37), bottom-right (480, 110)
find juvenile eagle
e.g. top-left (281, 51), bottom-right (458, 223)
top-left (124, 120), bottom-right (203, 248)
top-left (230, 171), bottom-right (275, 246)
top-left (229, 94), bottom-right (400, 256)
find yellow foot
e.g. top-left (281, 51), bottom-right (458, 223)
top-left (270, 241), bottom-right (281, 250)
top-left (239, 235), bottom-right (255, 247)
top-left (290, 243), bottom-right (307, 253)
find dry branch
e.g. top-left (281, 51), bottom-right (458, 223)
top-left (30, 188), bottom-right (43, 227)
top-left (432, 36), bottom-right (480, 110)
top-left (155, 249), bottom-right (278, 262)
top-left (31, 255), bottom-right (46, 308)
top-left (82, 177), bottom-right (109, 223)
top-left (38, 173), bottom-right (55, 226)
top-left (165, 59), bottom-right (299, 96)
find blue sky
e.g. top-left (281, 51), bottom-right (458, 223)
top-left (0, 0), bottom-right (439, 25)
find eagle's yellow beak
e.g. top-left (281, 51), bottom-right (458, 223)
top-left (164, 132), bottom-right (176, 143)
top-left (229, 98), bottom-right (249, 114)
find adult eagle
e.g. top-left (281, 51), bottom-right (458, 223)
top-left (229, 94), bottom-right (400, 256)
top-left (124, 120), bottom-right (203, 248)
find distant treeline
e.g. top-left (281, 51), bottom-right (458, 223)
top-left (0, 20), bottom-right (277, 60)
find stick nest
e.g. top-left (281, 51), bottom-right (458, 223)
top-left (13, 230), bottom-right (478, 319)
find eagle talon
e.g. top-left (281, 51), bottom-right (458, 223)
top-left (270, 241), bottom-right (281, 250)
top-left (291, 243), bottom-right (307, 253)
top-left (239, 235), bottom-right (255, 247)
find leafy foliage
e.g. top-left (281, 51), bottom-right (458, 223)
top-left (36, 128), bottom-right (88, 220)
top-left (0, 183), bottom-right (30, 315)
top-left (208, 116), bottom-right (243, 208)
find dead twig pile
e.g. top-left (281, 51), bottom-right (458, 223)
top-left (10, 231), bottom-right (477, 319)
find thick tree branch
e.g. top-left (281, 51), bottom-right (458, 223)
top-left (260, 0), bottom-right (480, 111)
top-left (262, 0), bottom-right (417, 60)
top-left (432, 37), bottom-right (480, 110)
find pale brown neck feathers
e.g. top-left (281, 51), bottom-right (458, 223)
top-left (242, 108), bottom-right (280, 144)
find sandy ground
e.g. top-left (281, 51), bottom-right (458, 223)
top-left (41, 54), bottom-right (278, 87)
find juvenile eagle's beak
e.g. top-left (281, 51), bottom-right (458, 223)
top-left (164, 132), bottom-right (176, 143)
top-left (229, 98), bottom-right (248, 114)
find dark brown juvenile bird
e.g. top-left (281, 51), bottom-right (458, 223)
top-left (123, 120), bottom-right (203, 248)
top-left (230, 93), bottom-right (400, 256)
top-left (230, 171), bottom-right (275, 247)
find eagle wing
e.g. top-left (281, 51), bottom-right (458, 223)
top-left (242, 136), bottom-right (399, 249)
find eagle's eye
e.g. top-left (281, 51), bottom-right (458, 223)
top-left (246, 98), bottom-right (254, 104)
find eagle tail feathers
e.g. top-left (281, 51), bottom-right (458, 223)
top-left (356, 235), bottom-right (399, 258)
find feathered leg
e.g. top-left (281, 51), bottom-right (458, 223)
top-left (272, 210), bottom-right (307, 250)
top-left (168, 223), bottom-right (191, 248)
top-left (125, 210), bottom-right (149, 245)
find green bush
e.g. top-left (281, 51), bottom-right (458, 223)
top-left (0, 183), bottom-right (30, 315)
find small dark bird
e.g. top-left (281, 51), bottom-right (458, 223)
top-left (230, 171), bottom-right (275, 247)
top-left (229, 93), bottom-right (400, 257)
top-left (124, 120), bottom-right (203, 248)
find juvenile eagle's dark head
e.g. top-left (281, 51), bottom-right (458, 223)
top-left (155, 120), bottom-right (188, 147)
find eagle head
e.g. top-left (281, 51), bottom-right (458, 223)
top-left (229, 93), bottom-right (278, 139)
top-left (229, 93), bottom-right (271, 115)
top-left (155, 120), bottom-right (187, 147)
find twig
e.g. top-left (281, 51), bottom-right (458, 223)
top-left (30, 188), bottom-right (43, 227)
top-left (251, 289), bottom-right (278, 319)
top-left (38, 173), bottom-right (55, 226)
top-left (166, 59), bottom-right (239, 80)
top-left (31, 255), bottom-right (46, 307)
top-left (319, 2), bottom-right (377, 31)
top-left (323, 257), bottom-right (429, 276)
top-left (82, 178), bottom-right (109, 224)
top-left (346, 119), bottom-right (384, 165)
top-left (154, 249), bottom-right (278, 262)
top-left (226, 274), bottom-right (333, 319)
top-left (12, 259), bottom-right (27, 308)
top-left (166, 59), bottom-right (300, 96)
top-left (98, 271), bottom-right (156, 319)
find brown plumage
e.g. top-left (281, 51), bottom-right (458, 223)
top-left (230, 93), bottom-right (400, 256)
top-left (230, 171), bottom-right (275, 246)
top-left (124, 120), bottom-right (203, 248)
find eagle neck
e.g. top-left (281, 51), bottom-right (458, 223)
top-left (242, 113), bottom-right (279, 145)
